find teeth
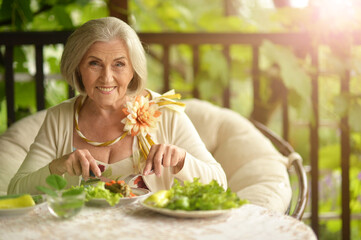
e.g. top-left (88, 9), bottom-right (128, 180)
top-left (98, 87), bottom-right (114, 92)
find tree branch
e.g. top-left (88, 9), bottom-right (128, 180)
top-left (0, 4), bottom-right (53, 27)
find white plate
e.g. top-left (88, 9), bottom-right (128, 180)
top-left (0, 195), bottom-right (46, 217)
top-left (140, 200), bottom-right (234, 218)
top-left (86, 188), bottom-right (151, 207)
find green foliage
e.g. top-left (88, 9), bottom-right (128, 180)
top-left (13, 47), bottom-right (28, 73)
top-left (50, 5), bottom-right (74, 29)
top-left (0, 0), bottom-right (33, 30)
top-left (319, 144), bottom-right (340, 169)
top-left (15, 81), bottom-right (36, 112)
top-left (196, 45), bottom-right (229, 103)
top-left (261, 40), bottom-right (312, 118)
top-left (334, 93), bottom-right (361, 133)
top-left (350, 168), bottom-right (361, 212)
top-left (1, 1), bottom-right (361, 237)
top-left (349, 103), bottom-right (361, 132)
top-left (45, 80), bottom-right (68, 108)
top-left (0, 0), bottom-right (108, 31)
top-left (0, 100), bottom-right (6, 133)
top-left (0, 80), bottom-right (4, 105)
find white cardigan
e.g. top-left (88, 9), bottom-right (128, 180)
top-left (8, 91), bottom-right (227, 194)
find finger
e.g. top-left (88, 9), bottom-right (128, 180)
top-left (73, 150), bottom-right (88, 176)
top-left (173, 149), bottom-right (186, 174)
top-left (152, 145), bottom-right (164, 177)
top-left (89, 158), bottom-right (101, 177)
top-left (80, 150), bottom-right (100, 179)
top-left (170, 146), bottom-right (184, 167)
top-left (143, 147), bottom-right (156, 176)
top-left (79, 157), bottom-right (90, 179)
top-left (65, 161), bottom-right (75, 176)
top-left (162, 148), bottom-right (171, 167)
top-left (73, 160), bottom-right (82, 176)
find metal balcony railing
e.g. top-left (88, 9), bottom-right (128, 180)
top-left (0, 31), bottom-right (357, 240)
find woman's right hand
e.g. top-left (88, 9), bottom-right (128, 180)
top-left (49, 149), bottom-right (101, 180)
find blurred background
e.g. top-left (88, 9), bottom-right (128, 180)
top-left (0, 0), bottom-right (361, 239)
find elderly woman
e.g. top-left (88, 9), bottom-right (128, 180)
top-left (8, 17), bottom-right (227, 194)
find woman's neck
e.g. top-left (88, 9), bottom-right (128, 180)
top-left (81, 95), bottom-right (127, 120)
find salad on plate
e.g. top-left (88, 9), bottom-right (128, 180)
top-left (142, 178), bottom-right (248, 218)
top-left (84, 180), bottom-right (150, 207)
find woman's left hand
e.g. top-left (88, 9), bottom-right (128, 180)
top-left (143, 144), bottom-right (186, 177)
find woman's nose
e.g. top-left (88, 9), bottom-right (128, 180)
top-left (102, 66), bottom-right (112, 82)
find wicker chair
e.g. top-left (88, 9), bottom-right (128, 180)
top-left (0, 99), bottom-right (308, 220)
top-left (184, 98), bottom-right (308, 220)
top-left (251, 120), bottom-right (308, 220)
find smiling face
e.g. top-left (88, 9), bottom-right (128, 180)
top-left (78, 39), bottom-right (134, 109)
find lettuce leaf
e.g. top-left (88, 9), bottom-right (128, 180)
top-left (165, 178), bottom-right (248, 211)
top-left (84, 182), bottom-right (121, 206)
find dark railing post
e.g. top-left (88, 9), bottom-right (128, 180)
top-left (222, 45), bottom-right (231, 108)
top-left (282, 85), bottom-right (289, 141)
top-left (60, 40), bottom-right (76, 99)
top-left (341, 69), bottom-right (351, 240)
top-left (35, 45), bottom-right (45, 111)
top-left (192, 45), bottom-right (200, 98)
top-left (4, 45), bottom-right (15, 127)
top-left (252, 45), bottom-right (260, 113)
top-left (162, 45), bottom-right (170, 93)
top-left (310, 45), bottom-right (319, 237)
top-left (109, 0), bottom-right (128, 23)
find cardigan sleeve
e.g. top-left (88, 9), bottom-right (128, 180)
top-left (158, 108), bottom-right (228, 189)
top-left (8, 99), bottom-right (77, 195)
top-left (7, 109), bottom-right (59, 195)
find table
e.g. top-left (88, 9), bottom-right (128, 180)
top-left (0, 202), bottom-right (316, 240)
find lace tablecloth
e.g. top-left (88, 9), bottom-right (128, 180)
top-left (0, 203), bottom-right (316, 240)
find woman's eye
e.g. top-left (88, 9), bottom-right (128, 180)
top-left (115, 62), bottom-right (125, 67)
top-left (89, 61), bottom-right (99, 66)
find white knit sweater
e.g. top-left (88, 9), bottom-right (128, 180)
top-left (8, 90), bottom-right (227, 194)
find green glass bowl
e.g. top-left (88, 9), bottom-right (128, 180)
top-left (47, 191), bottom-right (85, 219)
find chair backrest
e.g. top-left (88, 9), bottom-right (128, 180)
top-left (184, 98), bottom-right (307, 219)
top-left (250, 120), bottom-right (308, 220)
top-left (0, 110), bottom-right (47, 195)
top-left (183, 99), bottom-right (293, 215)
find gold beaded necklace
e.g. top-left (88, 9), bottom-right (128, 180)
top-left (74, 96), bottom-right (127, 147)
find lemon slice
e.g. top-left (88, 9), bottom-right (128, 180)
top-left (144, 190), bottom-right (170, 208)
top-left (0, 194), bottom-right (36, 209)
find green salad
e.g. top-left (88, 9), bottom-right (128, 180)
top-left (144, 178), bottom-right (248, 211)
top-left (84, 182), bottom-right (121, 206)
top-left (37, 175), bottom-right (123, 207)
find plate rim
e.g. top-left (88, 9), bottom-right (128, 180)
top-left (140, 200), bottom-right (235, 218)
top-left (0, 195), bottom-right (47, 216)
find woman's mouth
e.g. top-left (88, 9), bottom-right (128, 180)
top-left (97, 86), bottom-right (116, 93)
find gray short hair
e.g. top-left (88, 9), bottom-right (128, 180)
top-left (60, 17), bottom-right (147, 96)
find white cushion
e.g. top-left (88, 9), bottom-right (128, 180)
top-left (184, 99), bottom-right (291, 213)
top-left (0, 111), bottom-right (46, 195)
